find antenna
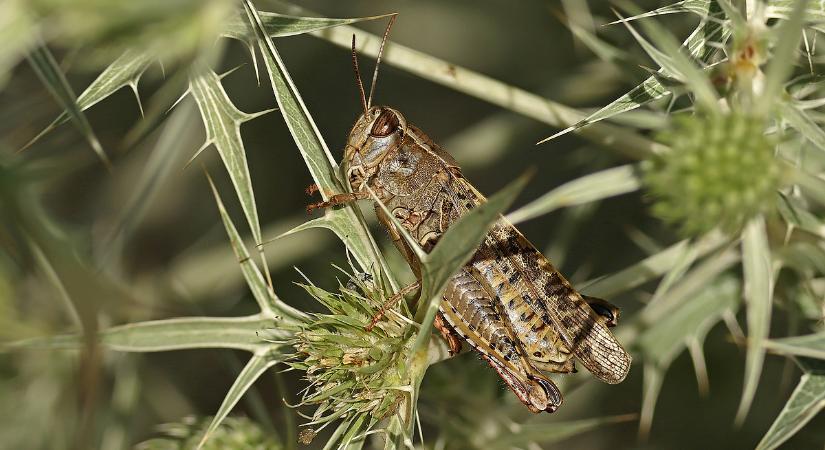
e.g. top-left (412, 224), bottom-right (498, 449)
top-left (366, 14), bottom-right (397, 109)
top-left (351, 35), bottom-right (368, 115)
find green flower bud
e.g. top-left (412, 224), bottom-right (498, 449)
top-left (643, 113), bottom-right (780, 236)
top-left (280, 276), bottom-right (415, 446)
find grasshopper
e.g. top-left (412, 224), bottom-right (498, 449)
top-left (308, 18), bottom-right (630, 413)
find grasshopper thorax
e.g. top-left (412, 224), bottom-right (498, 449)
top-left (343, 106), bottom-right (407, 192)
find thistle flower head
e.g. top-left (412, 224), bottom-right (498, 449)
top-left (278, 273), bottom-right (415, 445)
top-left (135, 416), bottom-right (280, 450)
top-left (643, 112), bottom-right (781, 236)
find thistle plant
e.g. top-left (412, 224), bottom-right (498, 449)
top-left (2, 1), bottom-right (825, 450)
top-left (544, 0), bottom-right (825, 443)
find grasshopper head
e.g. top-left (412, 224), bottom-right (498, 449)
top-left (342, 106), bottom-right (407, 191)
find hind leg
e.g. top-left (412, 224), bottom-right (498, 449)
top-left (365, 281), bottom-right (420, 331)
top-left (434, 313), bottom-right (463, 356)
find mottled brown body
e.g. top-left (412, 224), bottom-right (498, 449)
top-left (318, 106), bottom-right (631, 413)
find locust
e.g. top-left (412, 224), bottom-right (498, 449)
top-left (307, 17), bottom-right (631, 413)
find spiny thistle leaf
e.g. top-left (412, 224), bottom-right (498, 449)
top-left (75, 50), bottom-right (151, 113)
top-left (581, 231), bottom-right (728, 298)
top-left (25, 11), bottom-right (390, 149)
top-left (190, 69), bottom-right (272, 247)
top-left (639, 247), bottom-right (740, 326)
top-left (5, 315), bottom-right (278, 353)
top-left (241, 0), bottom-right (347, 200)
top-left (618, 3), bottom-right (720, 112)
top-left (486, 414), bottom-right (637, 448)
top-left (224, 10), bottom-right (392, 84)
top-left (197, 353), bottom-right (282, 450)
top-left (616, 0), bottom-right (825, 27)
top-left (223, 11), bottom-right (393, 41)
top-left (21, 49), bottom-right (151, 151)
top-left (780, 100), bottom-right (825, 154)
top-left (637, 276), bottom-right (740, 437)
top-left (605, 0), bottom-right (712, 21)
top-left (776, 192), bottom-right (825, 237)
top-left (507, 164), bottom-right (641, 225)
top-left (756, 358), bottom-right (825, 450)
top-left (207, 172), bottom-right (306, 320)
top-left (736, 215), bottom-right (775, 425)
top-left (638, 276), bottom-right (740, 368)
top-left (242, 0), bottom-right (398, 291)
top-left (539, 0), bottom-right (726, 144)
top-left (25, 44), bottom-right (109, 167)
top-left (755, 0), bottom-right (809, 116)
top-left (764, 332), bottom-right (825, 360)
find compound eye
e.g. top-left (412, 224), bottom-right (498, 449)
top-left (370, 109), bottom-right (400, 137)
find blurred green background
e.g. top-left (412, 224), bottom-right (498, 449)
top-left (1, 0), bottom-right (824, 449)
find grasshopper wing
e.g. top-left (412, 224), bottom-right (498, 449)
top-left (439, 173), bottom-right (632, 384)
top-left (534, 273), bottom-right (631, 384)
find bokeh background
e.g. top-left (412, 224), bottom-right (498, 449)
top-left (1, 0), bottom-right (824, 449)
